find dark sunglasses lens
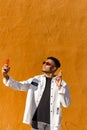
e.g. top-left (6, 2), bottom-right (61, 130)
top-left (43, 61), bottom-right (45, 64)
top-left (43, 61), bottom-right (51, 66)
top-left (46, 62), bottom-right (50, 65)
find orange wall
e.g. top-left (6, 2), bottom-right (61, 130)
top-left (0, 0), bottom-right (87, 130)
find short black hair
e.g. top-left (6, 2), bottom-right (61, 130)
top-left (47, 56), bottom-right (61, 68)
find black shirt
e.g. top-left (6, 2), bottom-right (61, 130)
top-left (32, 77), bottom-right (52, 128)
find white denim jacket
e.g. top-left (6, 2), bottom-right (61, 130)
top-left (3, 74), bottom-right (71, 130)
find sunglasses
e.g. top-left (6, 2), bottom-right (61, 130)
top-left (43, 61), bottom-right (53, 66)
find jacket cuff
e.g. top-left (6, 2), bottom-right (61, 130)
top-left (3, 77), bottom-right (13, 87)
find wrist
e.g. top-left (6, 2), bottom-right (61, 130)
top-left (3, 74), bottom-right (9, 80)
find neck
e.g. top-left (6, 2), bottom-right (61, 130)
top-left (44, 73), bottom-right (54, 78)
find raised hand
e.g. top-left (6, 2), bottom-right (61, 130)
top-left (2, 59), bottom-right (10, 80)
top-left (55, 70), bottom-right (62, 87)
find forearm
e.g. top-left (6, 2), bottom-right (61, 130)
top-left (3, 76), bottom-right (30, 91)
top-left (2, 63), bottom-right (30, 91)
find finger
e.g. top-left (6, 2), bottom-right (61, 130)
top-left (58, 70), bottom-right (62, 77)
top-left (55, 76), bottom-right (62, 81)
top-left (2, 68), bottom-right (6, 73)
top-left (2, 66), bottom-right (10, 73)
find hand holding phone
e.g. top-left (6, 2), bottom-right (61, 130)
top-left (55, 70), bottom-right (62, 87)
top-left (2, 59), bottom-right (10, 80)
top-left (2, 59), bottom-right (10, 75)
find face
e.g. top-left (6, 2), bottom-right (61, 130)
top-left (42, 59), bottom-right (57, 73)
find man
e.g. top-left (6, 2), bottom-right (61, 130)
top-left (2, 56), bottom-right (71, 130)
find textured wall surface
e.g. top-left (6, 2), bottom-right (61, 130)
top-left (0, 0), bottom-right (87, 130)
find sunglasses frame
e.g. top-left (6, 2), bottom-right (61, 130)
top-left (43, 61), bottom-right (54, 67)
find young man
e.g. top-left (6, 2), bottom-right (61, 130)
top-left (2, 56), bottom-right (71, 130)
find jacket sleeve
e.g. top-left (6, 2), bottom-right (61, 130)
top-left (3, 77), bottom-right (33, 91)
top-left (58, 83), bottom-right (71, 108)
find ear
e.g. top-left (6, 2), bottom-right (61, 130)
top-left (52, 66), bottom-right (57, 72)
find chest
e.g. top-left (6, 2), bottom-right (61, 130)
top-left (33, 78), bottom-right (59, 107)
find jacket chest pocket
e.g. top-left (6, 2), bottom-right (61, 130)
top-left (31, 79), bottom-right (39, 90)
